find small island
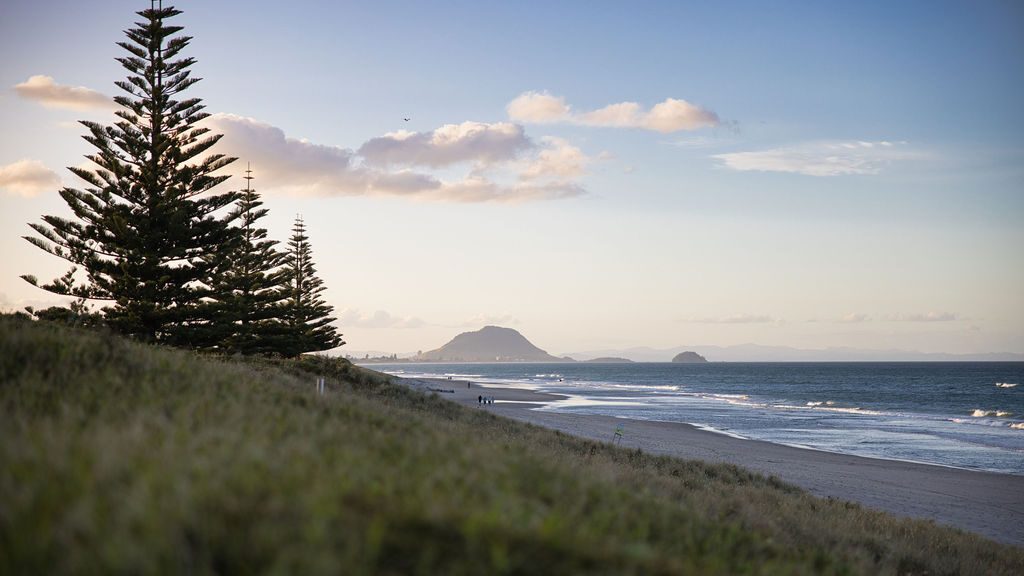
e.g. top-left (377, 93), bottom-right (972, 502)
top-left (584, 357), bottom-right (634, 363)
top-left (671, 351), bottom-right (708, 363)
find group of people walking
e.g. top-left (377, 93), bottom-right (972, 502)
top-left (477, 395), bottom-right (494, 406)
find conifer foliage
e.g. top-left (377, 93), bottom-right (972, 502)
top-left (22, 3), bottom-right (347, 357)
top-left (280, 216), bottom-right (344, 357)
top-left (22, 3), bottom-right (240, 345)
top-left (206, 166), bottom-right (289, 355)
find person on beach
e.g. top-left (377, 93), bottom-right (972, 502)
top-left (478, 395), bottom-right (482, 405)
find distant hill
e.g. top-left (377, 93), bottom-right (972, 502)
top-left (567, 344), bottom-right (1024, 363)
top-left (672, 351), bottom-right (708, 363)
top-left (416, 326), bottom-right (566, 362)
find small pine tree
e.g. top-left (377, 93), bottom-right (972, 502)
top-left (203, 166), bottom-right (289, 355)
top-left (21, 3), bottom-right (239, 345)
top-left (279, 215), bottom-right (344, 357)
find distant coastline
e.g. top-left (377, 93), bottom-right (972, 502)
top-left (348, 346), bottom-right (1024, 364)
top-left (351, 357), bottom-right (1024, 365)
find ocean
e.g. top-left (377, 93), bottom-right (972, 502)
top-left (374, 362), bottom-right (1024, 475)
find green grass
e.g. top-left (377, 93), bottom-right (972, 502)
top-left (2, 315), bottom-right (1021, 575)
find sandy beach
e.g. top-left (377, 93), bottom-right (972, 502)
top-left (405, 377), bottom-right (1024, 547)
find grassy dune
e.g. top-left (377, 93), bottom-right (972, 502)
top-left (1, 315), bottom-right (1021, 575)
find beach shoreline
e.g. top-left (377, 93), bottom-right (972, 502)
top-left (402, 377), bottom-right (1024, 547)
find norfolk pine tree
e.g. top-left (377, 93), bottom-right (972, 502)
top-left (203, 166), bottom-right (290, 355)
top-left (22, 3), bottom-right (240, 345)
top-left (280, 216), bottom-right (344, 357)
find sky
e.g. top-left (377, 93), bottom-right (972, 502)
top-left (2, 0), bottom-right (1023, 358)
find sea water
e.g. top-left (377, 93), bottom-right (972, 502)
top-left (374, 362), bottom-right (1024, 475)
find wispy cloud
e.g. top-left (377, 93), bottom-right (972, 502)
top-left (460, 313), bottom-right (520, 328)
top-left (0, 159), bottom-right (61, 197)
top-left (338, 309), bottom-right (426, 330)
top-left (507, 91), bottom-right (720, 133)
top-left (359, 122), bottom-right (530, 168)
top-left (667, 136), bottom-right (729, 149)
top-left (680, 313), bottom-right (782, 325)
top-left (712, 140), bottom-right (909, 176)
top-left (14, 75), bottom-right (590, 204)
top-left (206, 114), bottom-right (587, 203)
top-left (14, 75), bottom-right (114, 110)
top-left (337, 309), bottom-right (521, 330)
top-left (886, 312), bottom-right (959, 322)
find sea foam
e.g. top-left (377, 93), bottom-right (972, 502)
top-left (972, 409), bottom-right (1014, 418)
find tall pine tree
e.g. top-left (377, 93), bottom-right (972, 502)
top-left (22, 2), bottom-right (239, 345)
top-left (204, 165), bottom-right (289, 355)
top-left (280, 215), bottom-right (344, 357)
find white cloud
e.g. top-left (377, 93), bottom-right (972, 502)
top-left (712, 140), bottom-right (910, 176)
top-left (519, 137), bottom-right (589, 181)
top-left (14, 75), bottom-right (114, 110)
top-left (338, 308), bottom-right (426, 329)
top-left (424, 177), bottom-right (584, 204)
top-left (681, 313), bottom-right (782, 325)
top-left (10, 75), bottom-right (592, 204)
top-left (638, 98), bottom-right (720, 132)
top-left (358, 121), bottom-right (531, 168)
top-left (461, 313), bottom-right (519, 328)
top-left (886, 312), bottom-right (959, 322)
top-left (505, 91), bottom-right (569, 123)
top-left (0, 159), bottom-right (61, 197)
top-left (206, 113), bottom-right (384, 196)
top-left (668, 135), bottom-right (738, 149)
top-left (507, 91), bottom-right (720, 132)
top-left (207, 113), bottom-right (587, 203)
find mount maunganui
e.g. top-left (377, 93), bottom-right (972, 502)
top-left (416, 326), bottom-right (566, 362)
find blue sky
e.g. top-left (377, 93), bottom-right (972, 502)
top-left (2, 1), bottom-right (1022, 357)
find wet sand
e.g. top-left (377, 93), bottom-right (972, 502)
top-left (404, 377), bottom-right (1024, 546)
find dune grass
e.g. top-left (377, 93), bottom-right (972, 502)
top-left (1, 315), bottom-right (1021, 575)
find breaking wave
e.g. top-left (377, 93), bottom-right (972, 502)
top-left (972, 409), bottom-right (1014, 418)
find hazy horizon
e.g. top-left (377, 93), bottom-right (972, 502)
top-left (2, 1), bottom-right (1022, 357)
top-left (344, 328), bottom-right (1024, 363)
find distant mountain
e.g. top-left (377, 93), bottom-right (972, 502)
top-left (566, 344), bottom-right (1024, 363)
top-left (671, 351), bottom-right (707, 363)
top-left (416, 326), bottom-right (567, 362)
